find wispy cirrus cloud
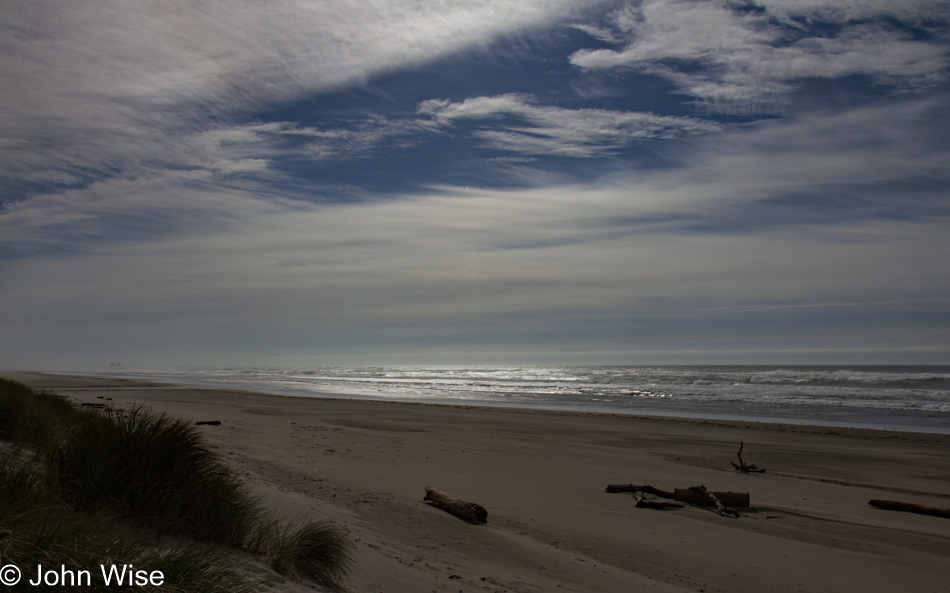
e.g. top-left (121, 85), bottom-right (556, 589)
top-left (417, 93), bottom-right (719, 157)
top-left (569, 0), bottom-right (950, 113)
top-left (186, 91), bottom-right (721, 168)
top-left (7, 92), bottom-right (944, 257)
top-left (244, 118), bottom-right (443, 161)
top-left (0, 0), bottom-right (609, 196)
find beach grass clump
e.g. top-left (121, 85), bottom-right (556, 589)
top-left (50, 406), bottom-right (263, 547)
top-left (136, 546), bottom-right (258, 593)
top-left (0, 451), bottom-right (254, 593)
top-left (0, 378), bottom-right (79, 447)
top-left (267, 520), bottom-right (353, 588)
top-left (1, 455), bottom-right (165, 587)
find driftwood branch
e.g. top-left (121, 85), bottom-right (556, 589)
top-left (689, 485), bottom-right (741, 517)
top-left (869, 499), bottom-right (950, 519)
top-left (606, 483), bottom-right (748, 513)
top-left (731, 441), bottom-right (765, 473)
top-left (605, 484), bottom-right (675, 498)
top-left (673, 488), bottom-right (749, 508)
top-left (635, 492), bottom-right (684, 510)
top-left (424, 487), bottom-right (488, 524)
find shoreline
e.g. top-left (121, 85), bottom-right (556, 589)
top-left (5, 371), bottom-right (950, 593)
top-left (20, 368), bottom-right (950, 435)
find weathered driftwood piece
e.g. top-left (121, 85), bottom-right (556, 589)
top-left (731, 441), bottom-right (765, 473)
top-left (672, 488), bottom-right (749, 508)
top-left (606, 484), bottom-right (748, 507)
top-left (424, 487), bottom-right (488, 524)
top-left (605, 484), bottom-right (675, 498)
top-left (635, 492), bottom-right (684, 510)
top-left (195, 420), bottom-right (222, 426)
top-left (685, 485), bottom-right (741, 517)
top-left (869, 499), bottom-right (950, 519)
top-left (606, 483), bottom-right (748, 515)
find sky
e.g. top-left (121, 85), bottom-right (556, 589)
top-left (2, 0), bottom-right (950, 369)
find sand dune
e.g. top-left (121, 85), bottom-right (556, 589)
top-left (7, 372), bottom-right (950, 593)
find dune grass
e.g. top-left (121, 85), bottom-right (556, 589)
top-left (50, 406), bottom-right (264, 546)
top-left (268, 519), bottom-right (353, 588)
top-left (0, 378), bottom-right (79, 447)
top-left (0, 451), bottom-right (255, 593)
top-left (0, 378), bottom-right (352, 591)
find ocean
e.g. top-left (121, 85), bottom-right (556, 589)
top-left (89, 365), bottom-right (950, 434)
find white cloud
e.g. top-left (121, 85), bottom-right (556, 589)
top-left (185, 115), bottom-right (445, 167)
top-left (0, 0), bottom-right (608, 191)
top-left (570, 0), bottom-right (950, 113)
top-left (568, 23), bottom-right (625, 45)
top-left (292, 118), bottom-right (442, 160)
top-left (417, 94), bottom-right (719, 156)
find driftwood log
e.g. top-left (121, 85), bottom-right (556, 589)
top-left (605, 484), bottom-right (749, 512)
top-left (686, 485), bottom-right (741, 517)
top-left (731, 441), bottom-right (765, 473)
top-left (424, 488), bottom-right (488, 524)
top-left (195, 420), bottom-right (222, 426)
top-left (869, 499), bottom-right (950, 519)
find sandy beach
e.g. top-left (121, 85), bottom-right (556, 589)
top-left (5, 371), bottom-right (950, 593)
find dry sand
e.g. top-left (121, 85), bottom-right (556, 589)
top-left (6, 372), bottom-right (950, 593)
